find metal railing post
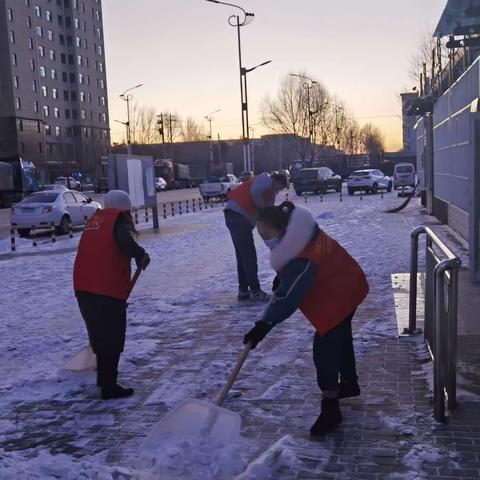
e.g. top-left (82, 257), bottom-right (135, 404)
top-left (408, 226), bottom-right (425, 334)
top-left (447, 259), bottom-right (461, 410)
top-left (434, 261), bottom-right (447, 422)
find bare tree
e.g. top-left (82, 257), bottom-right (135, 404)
top-left (360, 123), bottom-right (385, 154)
top-left (179, 117), bottom-right (207, 142)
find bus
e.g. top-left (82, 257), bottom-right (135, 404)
top-left (0, 157), bottom-right (40, 208)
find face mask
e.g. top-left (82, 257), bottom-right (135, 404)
top-left (264, 238), bottom-right (281, 250)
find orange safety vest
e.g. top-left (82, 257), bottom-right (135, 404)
top-left (73, 209), bottom-right (132, 300)
top-left (227, 177), bottom-right (276, 216)
top-left (294, 230), bottom-right (369, 335)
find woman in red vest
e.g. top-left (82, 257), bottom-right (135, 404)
top-left (73, 190), bottom-right (150, 400)
top-left (243, 201), bottom-right (369, 435)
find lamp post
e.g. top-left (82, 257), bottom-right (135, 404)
top-left (114, 120), bottom-right (129, 151)
top-left (204, 108), bottom-right (222, 169)
top-left (119, 83), bottom-right (143, 155)
top-left (206, 1), bottom-right (270, 172)
top-left (290, 74), bottom-right (318, 165)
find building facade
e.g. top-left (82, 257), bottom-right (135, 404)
top-left (0, 0), bottom-right (110, 182)
top-left (400, 92), bottom-right (418, 153)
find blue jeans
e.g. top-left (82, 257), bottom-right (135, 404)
top-left (224, 210), bottom-right (260, 292)
top-left (313, 311), bottom-right (358, 392)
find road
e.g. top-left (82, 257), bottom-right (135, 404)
top-left (0, 188), bottom-right (204, 240)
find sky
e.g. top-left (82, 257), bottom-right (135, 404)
top-left (102, 0), bottom-right (447, 151)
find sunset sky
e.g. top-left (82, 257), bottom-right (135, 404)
top-left (102, 0), bottom-right (447, 151)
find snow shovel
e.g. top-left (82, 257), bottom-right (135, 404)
top-left (63, 267), bottom-right (143, 371)
top-left (143, 342), bottom-right (252, 451)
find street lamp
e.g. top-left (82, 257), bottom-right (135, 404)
top-left (206, 0), bottom-right (268, 172)
top-left (119, 83), bottom-right (143, 155)
top-left (204, 108), bottom-right (222, 168)
top-left (290, 73), bottom-right (319, 164)
top-left (114, 120), bottom-right (129, 150)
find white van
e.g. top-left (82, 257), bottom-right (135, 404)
top-left (393, 163), bottom-right (416, 189)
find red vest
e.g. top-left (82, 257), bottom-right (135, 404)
top-left (227, 177), bottom-right (276, 216)
top-left (73, 209), bottom-right (132, 300)
top-left (294, 230), bottom-right (369, 335)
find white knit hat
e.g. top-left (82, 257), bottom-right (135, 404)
top-left (104, 190), bottom-right (132, 211)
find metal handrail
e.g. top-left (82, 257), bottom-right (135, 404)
top-left (408, 226), bottom-right (462, 422)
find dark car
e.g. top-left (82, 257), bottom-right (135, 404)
top-left (239, 171), bottom-right (254, 182)
top-left (95, 177), bottom-right (109, 194)
top-left (293, 167), bottom-right (342, 196)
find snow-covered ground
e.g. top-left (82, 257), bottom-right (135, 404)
top-left (0, 190), bottom-right (468, 479)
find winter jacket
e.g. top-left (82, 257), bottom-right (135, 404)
top-left (259, 206), bottom-right (369, 335)
top-left (225, 173), bottom-right (277, 226)
top-left (73, 210), bottom-right (145, 300)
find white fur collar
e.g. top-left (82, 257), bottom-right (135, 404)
top-left (270, 205), bottom-right (316, 271)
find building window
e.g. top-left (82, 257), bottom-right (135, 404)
top-left (34, 5), bottom-right (41, 17)
top-left (69, 73), bottom-right (75, 83)
top-left (46, 10), bottom-right (52, 22)
top-left (96, 28), bottom-right (101, 39)
top-left (11, 53), bottom-right (17, 67)
top-left (30, 59), bottom-right (35, 71)
top-left (102, 113), bottom-right (107, 123)
top-left (71, 91), bottom-right (77, 101)
top-left (86, 74), bottom-right (90, 85)
top-left (74, 17), bottom-right (80, 29)
top-left (18, 119), bottom-right (24, 131)
top-left (76, 36), bottom-right (81, 47)
top-left (43, 105), bottom-right (49, 117)
top-left (41, 85), bottom-right (48, 97)
top-left (59, 34), bottom-right (65, 45)
top-left (77, 55), bottom-right (82, 66)
top-left (68, 54), bottom-right (74, 65)
top-left (52, 88), bottom-right (58, 99)
top-left (48, 30), bottom-right (54, 41)
top-left (98, 62), bottom-right (103, 73)
top-left (95, 11), bottom-right (100, 21)
top-left (66, 127), bottom-right (72, 137)
top-left (33, 80), bottom-right (37, 91)
top-left (38, 46), bottom-right (45, 57)
top-left (84, 56), bottom-right (89, 68)
top-left (36, 121), bottom-right (41, 133)
top-left (27, 16), bottom-right (32, 28)
top-left (81, 109), bottom-right (86, 120)
top-left (80, 91), bottom-right (85, 102)
top-left (82, 21), bottom-right (86, 31)
top-left (51, 68), bottom-right (57, 80)
top-left (28, 37), bottom-right (33, 49)
top-left (61, 53), bottom-right (66, 64)
top-left (54, 107), bottom-right (60, 118)
top-left (65, 109), bottom-right (70, 119)
top-left (45, 125), bottom-right (51, 136)
top-left (34, 101), bottom-right (39, 113)
top-left (36, 26), bottom-right (43, 38)
top-left (55, 126), bottom-right (61, 137)
top-left (78, 73), bottom-right (84, 84)
top-left (7, 8), bottom-right (13, 22)
top-left (15, 98), bottom-right (21, 110)
top-left (49, 50), bottom-right (55, 61)
top-left (62, 72), bottom-right (67, 82)
top-left (58, 15), bottom-right (63, 26)
top-left (39, 66), bottom-right (46, 77)
top-left (73, 0), bottom-right (79, 9)
top-left (87, 92), bottom-right (91, 103)
top-left (9, 31), bottom-right (15, 44)
top-left (13, 76), bottom-right (19, 89)
top-left (83, 38), bottom-right (87, 49)
top-left (72, 109), bottom-right (78, 119)
top-left (83, 127), bottom-right (89, 137)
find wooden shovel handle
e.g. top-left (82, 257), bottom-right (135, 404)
top-left (216, 342), bottom-right (251, 407)
top-left (127, 267), bottom-right (142, 298)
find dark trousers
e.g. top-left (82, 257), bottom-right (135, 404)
top-left (76, 291), bottom-right (127, 388)
top-left (313, 312), bottom-right (358, 393)
top-left (224, 210), bottom-right (260, 292)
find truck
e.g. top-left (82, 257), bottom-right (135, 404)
top-left (153, 159), bottom-right (191, 189)
top-left (0, 157), bottom-right (40, 208)
top-left (199, 174), bottom-right (240, 202)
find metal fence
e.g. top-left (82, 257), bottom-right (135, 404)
top-left (408, 226), bottom-right (462, 422)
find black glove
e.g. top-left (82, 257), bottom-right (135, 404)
top-left (243, 321), bottom-right (271, 349)
top-left (272, 275), bottom-right (280, 292)
top-left (136, 253), bottom-right (150, 270)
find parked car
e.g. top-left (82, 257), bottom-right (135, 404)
top-left (293, 167), bottom-right (342, 196)
top-left (55, 176), bottom-right (81, 190)
top-left (393, 163), bottom-right (416, 189)
top-left (346, 169), bottom-right (392, 195)
top-left (239, 171), bottom-right (254, 183)
top-left (95, 177), bottom-right (109, 194)
top-left (11, 190), bottom-right (101, 237)
top-left (40, 184), bottom-right (68, 191)
top-left (155, 177), bottom-right (167, 192)
top-left (199, 174), bottom-right (239, 202)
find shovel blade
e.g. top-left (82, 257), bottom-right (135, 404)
top-left (143, 399), bottom-right (241, 451)
top-left (64, 346), bottom-right (97, 371)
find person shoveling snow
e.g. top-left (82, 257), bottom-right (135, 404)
top-left (72, 190), bottom-right (150, 400)
top-left (243, 202), bottom-right (369, 435)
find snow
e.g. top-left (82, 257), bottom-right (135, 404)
top-left (0, 190), bottom-right (469, 478)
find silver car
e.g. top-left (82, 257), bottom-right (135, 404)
top-left (11, 190), bottom-right (101, 237)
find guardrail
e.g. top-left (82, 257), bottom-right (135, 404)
top-left (408, 226), bottom-right (462, 422)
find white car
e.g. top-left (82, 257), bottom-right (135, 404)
top-left (40, 184), bottom-right (68, 191)
top-left (199, 174), bottom-right (239, 201)
top-left (393, 163), bottom-right (416, 189)
top-left (55, 176), bottom-right (81, 190)
top-left (347, 169), bottom-right (392, 195)
top-left (11, 190), bottom-right (101, 237)
top-left (155, 177), bottom-right (167, 192)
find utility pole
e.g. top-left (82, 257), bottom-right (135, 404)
top-left (157, 114), bottom-right (166, 159)
top-left (168, 114), bottom-right (175, 159)
top-left (217, 133), bottom-right (223, 165)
